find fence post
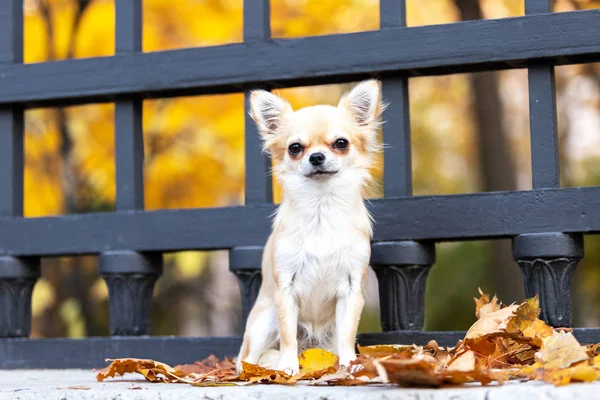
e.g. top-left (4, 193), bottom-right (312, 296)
top-left (100, 251), bottom-right (163, 335)
top-left (230, 0), bottom-right (271, 327)
top-left (371, 0), bottom-right (436, 332)
top-left (0, 257), bottom-right (40, 337)
top-left (100, 0), bottom-right (163, 336)
top-left (0, 0), bottom-right (40, 338)
top-left (371, 241), bottom-right (435, 331)
top-left (513, 233), bottom-right (583, 327)
top-left (229, 246), bottom-right (263, 325)
top-left (511, 0), bottom-right (583, 327)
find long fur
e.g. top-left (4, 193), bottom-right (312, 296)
top-left (237, 80), bottom-right (384, 375)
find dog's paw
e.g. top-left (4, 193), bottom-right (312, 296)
top-left (258, 349), bottom-right (280, 370)
top-left (235, 358), bottom-right (243, 373)
top-left (338, 351), bottom-right (357, 368)
top-left (277, 356), bottom-right (300, 376)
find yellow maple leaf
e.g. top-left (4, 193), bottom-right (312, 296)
top-left (298, 348), bottom-right (339, 379)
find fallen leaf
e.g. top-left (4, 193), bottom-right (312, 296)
top-left (425, 340), bottom-right (440, 350)
top-left (443, 368), bottom-right (510, 386)
top-left (239, 361), bottom-right (297, 385)
top-left (357, 344), bottom-right (413, 357)
top-left (298, 348), bottom-right (339, 379)
top-left (570, 361), bottom-right (600, 383)
top-left (465, 304), bottom-right (519, 340)
top-left (309, 367), bottom-right (354, 385)
top-left (474, 288), bottom-right (503, 319)
top-left (379, 358), bottom-right (443, 387)
top-left (447, 350), bottom-right (476, 372)
top-left (90, 290), bottom-right (600, 389)
top-left (96, 358), bottom-right (190, 383)
top-left (535, 331), bottom-right (589, 369)
top-left (505, 296), bottom-right (553, 345)
top-left (527, 360), bottom-right (600, 386)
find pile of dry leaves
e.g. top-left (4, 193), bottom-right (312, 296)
top-left (95, 289), bottom-right (600, 387)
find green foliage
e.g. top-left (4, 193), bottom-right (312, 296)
top-left (425, 242), bottom-right (492, 331)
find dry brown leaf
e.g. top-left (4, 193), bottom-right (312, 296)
top-left (465, 304), bottom-right (519, 340)
top-left (523, 360), bottom-right (600, 386)
top-left (298, 348), bottom-right (339, 379)
top-left (309, 367), bottom-right (355, 386)
top-left (95, 358), bottom-right (189, 383)
top-left (535, 331), bottom-right (589, 369)
top-left (239, 361), bottom-right (297, 385)
top-left (474, 288), bottom-right (490, 317)
top-left (447, 350), bottom-right (476, 372)
top-left (518, 332), bottom-right (600, 386)
top-left (379, 358), bottom-right (441, 387)
top-left (357, 344), bottom-right (413, 357)
top-left (505, 296), bottom-right (553, 345)
top-left (474, 288), bottom-right (503, 319)
top-left (442, 368), bottom-right (510, 386)
top-left (376, 357), bottom-right (503, 387)
top-left (305, 366), bottom-right (372, 387)
top-left (91, 291), bottom-right (600, 389)
top-left (588, 342), bottom-right (600, 356)
top-left (349, 355), bottom-right (381, 381)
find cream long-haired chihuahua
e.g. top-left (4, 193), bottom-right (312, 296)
top-left (236, 80), bottom-right (384, 375)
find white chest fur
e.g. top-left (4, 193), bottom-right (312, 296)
top-left (271, 178), bottom-right (372, 337)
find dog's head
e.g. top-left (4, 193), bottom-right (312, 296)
top-left (249, 80), bottom-right (384, 188)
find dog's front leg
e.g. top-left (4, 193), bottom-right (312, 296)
top-left (274, 288), bottom-right (299, 375)
top-left (336, 270), bottom-right (366, 368)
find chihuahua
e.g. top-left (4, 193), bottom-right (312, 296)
top-left (236, 80), bottom-right (384, 375)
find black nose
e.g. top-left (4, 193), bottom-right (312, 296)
top-left (309, 152), bottom-right (326, 166)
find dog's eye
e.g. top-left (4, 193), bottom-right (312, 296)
top-left (288, 143), bottom-right (303, 155)
top-left (333, 138), bottom-right (349, 150)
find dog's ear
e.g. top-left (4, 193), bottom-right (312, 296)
top-left (338, 80), bottom-right (383, 127)
top-left (249, 90), bottom-right (293, 138)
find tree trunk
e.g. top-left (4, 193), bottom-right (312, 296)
top-left (455, 0), bottom-right (525, 304)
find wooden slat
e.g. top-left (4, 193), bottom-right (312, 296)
top-left (243, 0), bottom-right (272, 204)
top-left (526, 0), bottom-right (560, 188)
top-left (115, 0), bottom-right (144, 210)
top-left (0, 0), bottom-right (24, 217)
top-left (0, 10), bottom-right (599, 107)
top-left (380, 0), bottom-right (411, 197)
top-left (0, 187), bottom-right (598, 256)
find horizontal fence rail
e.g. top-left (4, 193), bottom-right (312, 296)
top-left (0, 187), bottom-right (598, 256)
top-left (4, 328), bottom-right (600, 369)
top-left (0, 10), bottom-right (599, 107)
top-left (0, 0), bottom-right (598, 369)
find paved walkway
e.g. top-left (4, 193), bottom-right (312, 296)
top-left (0, 369), bottom-right (597, 399)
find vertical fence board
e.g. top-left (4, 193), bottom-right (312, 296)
top-left (526, 0), bottom-right (559, 189)
top-left (380, 0), bottom-right (411, 197)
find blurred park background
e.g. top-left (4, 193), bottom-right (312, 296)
top-left (22, 0), bottom-right (600, 339)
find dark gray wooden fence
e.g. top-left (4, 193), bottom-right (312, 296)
top-left (0, 0), bottom-right (598, 368)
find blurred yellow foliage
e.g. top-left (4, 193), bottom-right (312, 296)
top-left (23, 0), bottom-right (390, 217)
top-left (31, 278), bottom-right (56, 317)
top-left (59, 297), bottom-right (86, 338)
